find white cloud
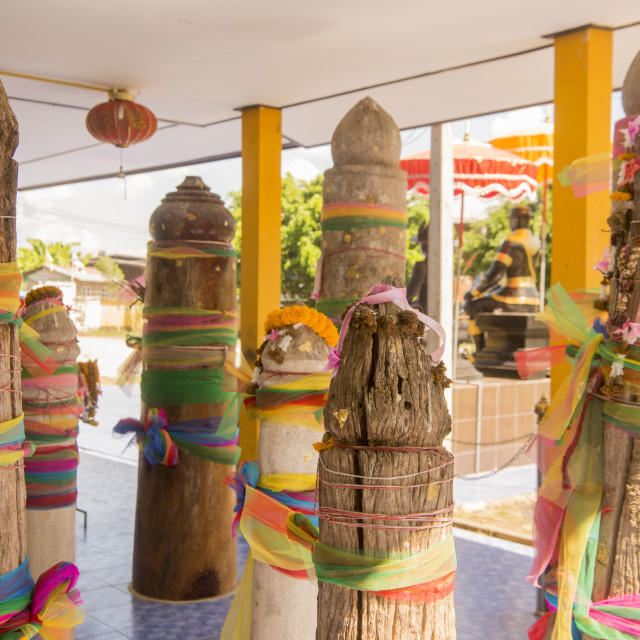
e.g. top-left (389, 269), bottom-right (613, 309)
top-left (490, 106), bottom-right (548, 139)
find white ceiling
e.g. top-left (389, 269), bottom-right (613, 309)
top-left (3, 0), bottom-right (640, 190)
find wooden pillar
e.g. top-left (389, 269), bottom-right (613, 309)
top-left (23, 291), bottom-right (80, 579)
top-left (550, 25), bottom-right (612, 393)
top-left (591, 49), bottom-right (640, 606)
top-left (0, 79), bottom-right (27, 580)
top-left (428, 123), bottom-right (455, 400)
top-left (316, 97), bottom-right (407, 325)
top-left (131, 177), bottom-right (237, 600)
top-left (317, 282), bottom-right (455, 639)
top-left (251, 323), bottom-right (329, 640)
top-left (239, 105), bottom-right (282, 462)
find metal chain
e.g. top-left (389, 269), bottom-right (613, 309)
top-left (449, 432), bottom-right (535, 447)
top-left (455, 434), bottom-right (536, 480)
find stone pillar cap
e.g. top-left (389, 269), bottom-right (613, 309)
top-left (331, 97), bottom-right (401, 167)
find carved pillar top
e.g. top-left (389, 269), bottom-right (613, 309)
top-left (622, 50), bottom-right (640, 115)
top-left (331, 96), bottom-right (401, 168)
top-left (149, 176), bottom-right (236, 242)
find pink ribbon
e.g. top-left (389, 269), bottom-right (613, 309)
top-left (329, 284), bottom-right (445, 372)
top-left (621, 320), bottom-right (640, 345)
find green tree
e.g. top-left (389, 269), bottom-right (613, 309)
top-left (227, 176), bottom-right (438, 301)
top-left (94, 255), bottom-right (125, 281)
top-left (17, 239), bottom-right (80, 273)
top-left (227, 173), bottom-right (323, 300)
top-left (458, 185), bottom-right (553, 290)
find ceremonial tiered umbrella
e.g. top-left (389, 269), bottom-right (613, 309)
top-left (490, 121), bottom-right (554, 309)
top-left (399, 135), bottom-right (539, 378)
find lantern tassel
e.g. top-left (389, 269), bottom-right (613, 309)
top-left (117, 148), bottom-right (127, 201)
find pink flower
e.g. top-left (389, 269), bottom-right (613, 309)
top-left (622, 320), bottom-right (640, 345)
top-left (323, 347), bottom-right (341, 372)
top-left (594, 246), bottom-right (610, 273)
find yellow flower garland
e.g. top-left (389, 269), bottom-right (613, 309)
top-left (611, 191), bottom-right (632, 201)
top-left (264, 305), bottom-right (338, 347)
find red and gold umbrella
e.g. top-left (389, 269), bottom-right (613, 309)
top-left (400, 141), bottom-right (539, 201)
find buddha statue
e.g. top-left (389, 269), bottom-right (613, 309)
top-left (464, 205), bottom-right (540, 352)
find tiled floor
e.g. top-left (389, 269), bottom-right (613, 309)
top-left (73, 388), bottom-right (541, 640)
top-left (63, 337), bottom-right (546, 638)
top-left (75, 451), bottom-right (251, 640)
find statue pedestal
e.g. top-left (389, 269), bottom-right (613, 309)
top-left (456, 315), bottom-right (483, 382)
top-left (473, 312), bottom-right (549, 379)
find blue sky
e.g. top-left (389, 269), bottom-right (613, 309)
top-left (15, 94), bottom-right (625, 258)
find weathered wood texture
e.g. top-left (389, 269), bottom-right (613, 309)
top-left (592, 118), bottom-right (640, 611)
top-left (317, 292), bottom-right (455, 640)
top-left (318, 97), bottom-right (406, 318)
top-left (0, 79), bottom-right (27, 575)
top-left (131, 177), bottom-right (237, 600)
top-left (23, 297), bottom-right (80, 579)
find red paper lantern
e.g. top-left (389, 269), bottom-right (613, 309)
top-left (86, 89), bottom-right (157, 148)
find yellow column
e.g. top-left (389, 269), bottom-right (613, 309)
top-left (551, 25), bottom-right (612, 393)
top-left (240, 105), bottom-right (282, 460)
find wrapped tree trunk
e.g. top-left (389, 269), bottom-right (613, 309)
top-left (0, 79), bottom-right (27, 579)
top-left (316, 97), bottom-right (407, 324)
top-left (317, 281), bottom-right (455, 639)
top-left (131, 177), bottom-right (237, 600)
top-left (252, 322), bottom-right (330, 640)
top-left (22, 290), bottom-right (81, 580)
top-left (592, 52), bottom-right (640, 606)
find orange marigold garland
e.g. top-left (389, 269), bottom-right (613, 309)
top-left (264, 305), bottom-right (338, 347)
top-left (25, 285), bottom-right (64, 307)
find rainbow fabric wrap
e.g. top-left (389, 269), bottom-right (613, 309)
top-left (320, 203), bottom-right (408, 232)
top-left (221, 461), bottom-right (456, 640)
top-left (221, 462), bottom-right (319, 640)
top-left (226, 461), bottom-right (318, 537)
top-left (527, 283), bottom-right (640, 640)
top-left (22, 359), bottom-right (82, 510)
top-left (314, 203), bottom-right (406, 316)
top-left (147, 240), bottom-right (236, 260)
top-left (114, 407), bottom-right (240, 466)
top-left (137, 307), bottom-right (239, 406)
top-left (0, 413), bottom-right (34, 467)
top-left (0, 263), bottom-right (57, 376)
top-left (0, 557), bottom-right (85, 638)
top-left (245, 371), bottom-right (332, 432)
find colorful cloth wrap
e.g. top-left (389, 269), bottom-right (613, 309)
top-left (526, 283), bottom-right (640, 640)
top-left (320, 203), bottom-right (408, 232)
top-left (313, 203), bottom-right (407, 309)
top-left (147, 240), bottom-right (236, 260)
top-left (221, 461), bottom-right (456, 640)
top-left (0, 557), bottom-right (85, 639)
top-left (124, 306), bottom-right (238, 405)
top-left (0, 413), bottom-right (34, 467)
top-left (221, 461), bottom-right (319, 640)
top-left (245, 372), bottom-right (331, 432)
top-left (222, 357), bottom-right (331, 431)
top-left (114, 407), bottom-right (240, 466)
top-left (0, 263), bottom-right (57, 376)
top-left (328, 283), bottom-right (446, 371)
top-left (21, 363), bottom-right (82, 510)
